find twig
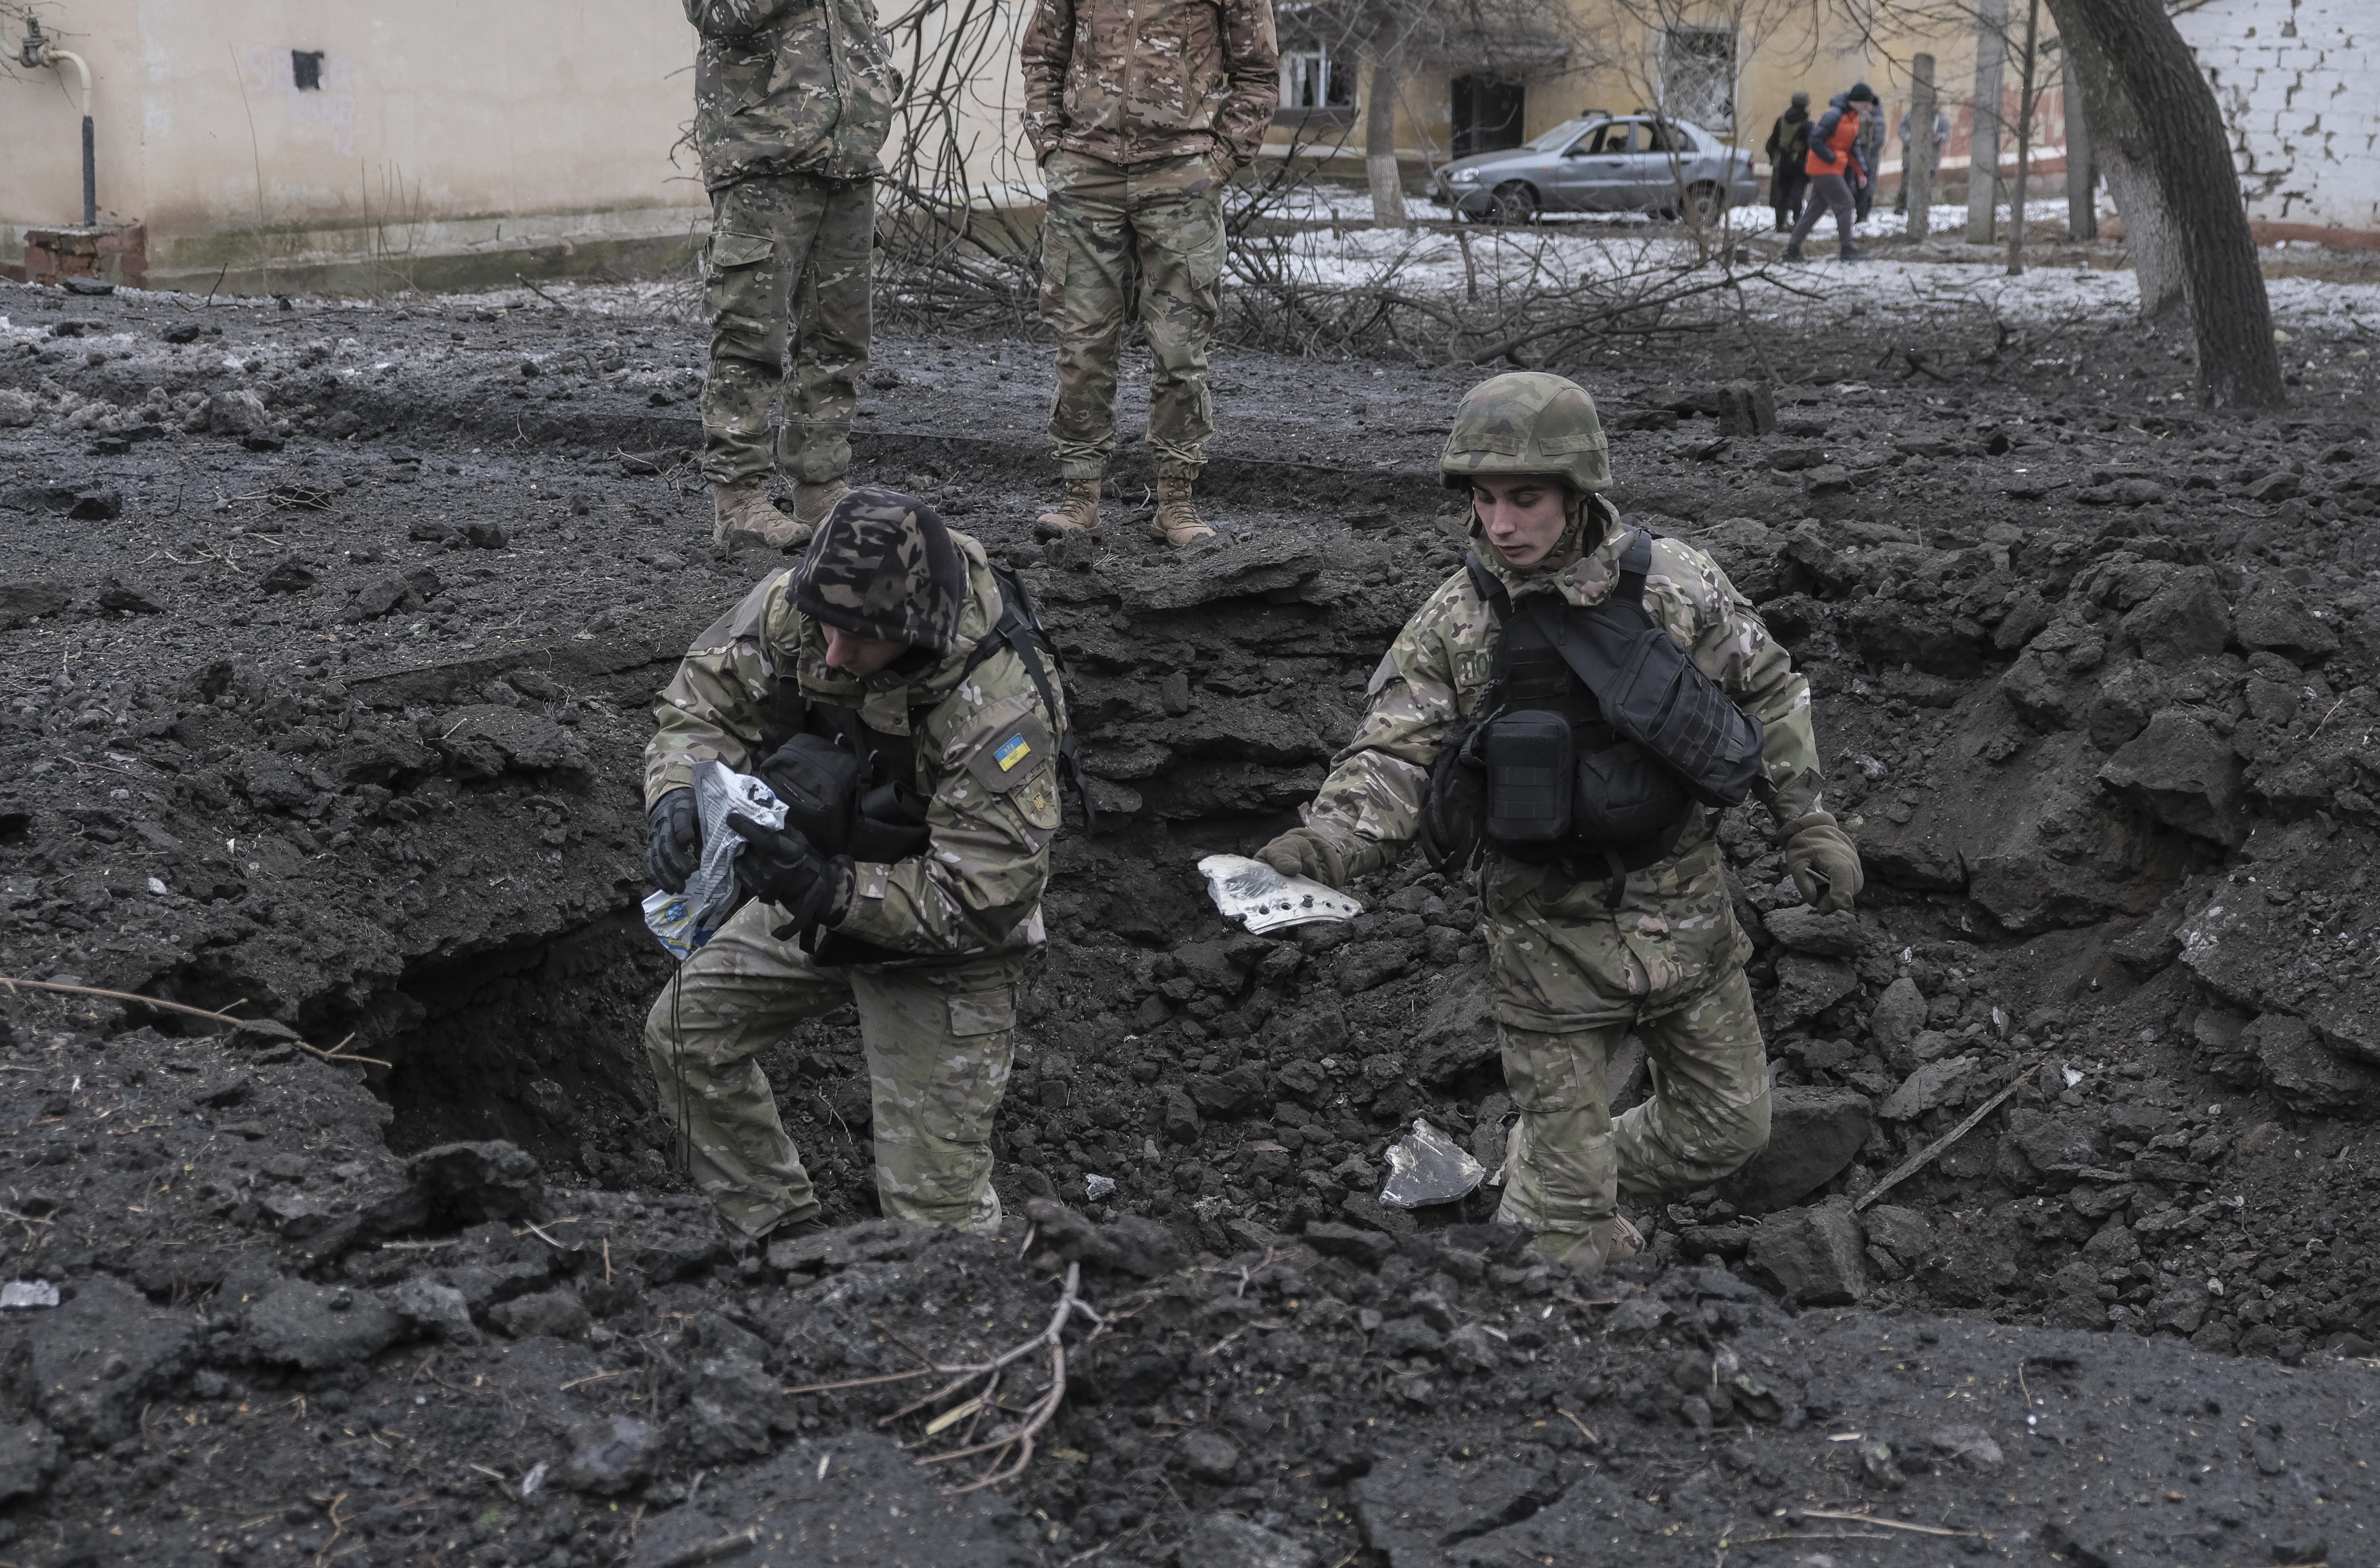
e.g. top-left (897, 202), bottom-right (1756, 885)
top-left (1798, 1510), bottom-right (1979, 1538)
top-left (513, 273), bottom-right (563, 308)
top-left (0, 977), bottom-right (396, 1070)
top-left (1852, 1063), bottom-right (2045, 1212)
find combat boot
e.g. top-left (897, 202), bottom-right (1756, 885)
top-left (1149, 476), bottom-right (1215, 548)
top-left (1605, 1213), bottom-right (1644, 1263)
top-left (711, 479), bottom-right (807, 554)
top-left (1035, 480), bottom-right (1102, 540)
top-left (789, 477), bottom-right (848, 537)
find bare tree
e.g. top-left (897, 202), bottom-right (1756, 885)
top-left (2043, 0), bottom-right (2281, 405)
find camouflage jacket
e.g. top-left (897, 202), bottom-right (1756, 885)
top-left (1019, 0), bottom-right (1280, 168)
top-left (684, 0), bottom-right (898, 188)
top-left (1303, 509), bottom-right (1823, 884)
top-left (645, 536), bottom-right (1064, 961)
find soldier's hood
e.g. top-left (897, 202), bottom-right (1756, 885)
top-left (790, 532), bottom-right (1003, 735)
top-left (1468, 493), bottom-right (1637, 611)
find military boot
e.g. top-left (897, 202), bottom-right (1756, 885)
top-left (1149, 476), bottom-right (1215, 548)
top-left (788, 478), bottom-right (849, 539)
top-left (1605, 1213), bottom-right (1644, 1263)
top-left (711, 479), bottom-right (806, 554)
top-left (1034, 480), bottom-right (1102, 540)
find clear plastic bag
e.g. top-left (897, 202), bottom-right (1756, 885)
top-left (643, 760), bottom-right (787, 959)
top-left (1378, 1119), bottom-right (1486, 1209)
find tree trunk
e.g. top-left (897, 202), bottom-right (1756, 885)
top-left (1365, 48), bottom-right (1408, 231)
top-left (2097, 143), bottom-right (2184, 320)
top-left (2006, 0), bottom-right (2040, 275)
top-left (2045, 0), bottom-right (2282, 407)
top-left (1966, 0), bottom-right (2007, 245)
top-left (1907, 53), bottom-right (1939, 241)
top-left (2062, 55), bottom-right (2097, 240)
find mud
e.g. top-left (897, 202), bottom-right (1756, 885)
top-left (4, 274), bottom-right (2380, 1565)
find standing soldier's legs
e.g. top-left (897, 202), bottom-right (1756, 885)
top-left (849, 959), bottom-right (1030, 1235)
top-left (642, 898), bottom-right (856, 1241)
top-left (1612, 966), bottom-right (1772, 1207)
top-left (1124, 157), bottom-right (1226, 481)
top-left (1039, 151), bottom-right (1134, 483)
top-left (1492, 1017), bottom-right (1626, 1266)
top-left (781, 177), bottom-right (875, 496)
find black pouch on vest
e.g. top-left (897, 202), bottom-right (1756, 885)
top-left (848, 780), bottom-right (932, 864)
top-left (1572, 737), bottom-right (1693, 844)
top-left (1483, 711), bottom-right (1574, 845)
top-left (759, 734), bottom-right (860, 858)
top-left (1599, 627), bottom-right (1765, 808)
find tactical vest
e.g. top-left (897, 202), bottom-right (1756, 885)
top-left (1420, 531), bottom-right (1765, 896)
top-left (758, 562), bottom-right (1092, 962)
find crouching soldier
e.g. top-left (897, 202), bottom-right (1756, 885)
top-left (641, 488), bottom-right (1073, 1244)
top-left (1260, 373), bottom-right (1860, 1267)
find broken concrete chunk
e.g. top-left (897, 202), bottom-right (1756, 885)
top-left (1878, 1055), bottom-right (1980, 1121)
top-left (1746, 1203), bottom-right (1867, 1305)
top-left (1716, 1086), bottom-right (1873, 1213)
top-left (557, 1415), bottom-right (660, 1496)
top-left (388, 1277), bottom-right (476, 1341)
top-left (203, 389), bottom-right (271, 436)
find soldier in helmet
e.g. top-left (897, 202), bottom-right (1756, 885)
top-left (685, 0), bottom-right (898, 554)
top-left (641, 487), bottom-right (1071, 1244)
top-left (1260, 373), bottom-right (1860, 1267)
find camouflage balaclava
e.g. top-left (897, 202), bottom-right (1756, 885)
top-left (792, 486), bottom-right (966, 655)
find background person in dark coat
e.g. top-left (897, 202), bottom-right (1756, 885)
top-left (1763, 91), bottom-right (1811, 232)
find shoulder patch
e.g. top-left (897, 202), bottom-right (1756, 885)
top-left (965, 711), bottom-right (1054, 794)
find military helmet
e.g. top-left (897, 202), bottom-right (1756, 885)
top-left (1439, 371), bottom-right (1612, 493)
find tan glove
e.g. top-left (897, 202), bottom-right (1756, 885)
top-left (1781, 811), bottom-right (1863, 914)
top-left (1260, 828), bottom-right (1350, 888)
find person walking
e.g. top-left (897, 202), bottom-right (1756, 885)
top-left (1783, 82), bottom-right (1878, 262)
top-left (1258, 373), bottom-right (1859, 1268)
top-left (641, 489), bottom-right (1073, 1244)
top-left (1762, 92), bottom-right (1812, 233)
top-left (1020, 0), bottom-right (1279, 549)
top-left (685, 0), bottom-right (898, 554)
top-left (1853, 98), bottom-right (1887, 223)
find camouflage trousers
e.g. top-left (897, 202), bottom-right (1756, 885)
top-left (1482, 837), bottom-right (1770, 1267)
top-left (701, 174), bottom-right (874, 487)
top-left (1038, 149), bottom-right (1227, 481)
top-left (642, 896), bottom-right (1027, 1241)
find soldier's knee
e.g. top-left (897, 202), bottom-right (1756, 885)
top-left (1704, 1087), bottom-right (1771, 1172)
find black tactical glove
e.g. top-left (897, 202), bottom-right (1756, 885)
top-left (645, 788), bottom-right (701, 893)
top-left (726, 815), bottom-right (854, 937)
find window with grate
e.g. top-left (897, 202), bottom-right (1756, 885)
top-left (1662, 29), bottom-right (1735, 130)
top-left (1279, 50), bottom-right (1353, 110)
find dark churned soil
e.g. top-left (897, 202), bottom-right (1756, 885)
top-left (2, 272), bottom-right (2379, 1568)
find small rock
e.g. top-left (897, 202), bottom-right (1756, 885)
top-left (1878, 1055), bottom-right (1980, 1121)
top-left (556, 1415), bottom-right (659, 1496)
top-left (1717, 1086), bottom-right (1873, 1213)
top-left (1762, 906), bottom-right (1863, 957)
top-left (0, 1421), bottom-right (63, 1505)
top-left (407, 1140), bottom-right (546, 1222)
top-left (203, 390), bottom-right (271, 436)
top-left (1177, 1430), bottom-right (1240, 1484)
top-left (1772, 954), bottom-right (1859, 1025)
top-left (1176, 1512), bottom-right (1315, 1568)
top-left (1929, 1424), bottom-right (2005, 1472)
top-left (1301, 1220), bottom-right (1393, 1265)
top-left (243, 1278), bottom-right (405, 1369)
top-left (488, 1288), bottom-right (590, 1340)
top-left (1746, 1204), bottom-right (1867, 1305)
top-left (1869, 976), bottom-right (1927, 1061)
top-left (388, 1278), bottom-right (476, 1341)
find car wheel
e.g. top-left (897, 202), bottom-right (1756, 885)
top-left (1686, 181), bottom-right (1726, 227)
top-left (1488, 182), bottom-right (1539, 225)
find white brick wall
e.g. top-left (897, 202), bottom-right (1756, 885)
top-left (2176, 0), bottom-right (2380, 241)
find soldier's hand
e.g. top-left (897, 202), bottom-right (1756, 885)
top-left (646, 788), bottom-right (701, 894)
top-left (1259, 828), bottom-right (1350, 889)
top-left (726, 815), bottom-right (852, 934)
top-left (1781, 811), bottom-right (1863, 915)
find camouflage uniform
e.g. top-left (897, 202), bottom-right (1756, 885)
top-left (1291, 375), bottom-right (1837, 1265)
top-left (1020, 0), bottom-right (1279, 481)
top-left (643, 501), bottom-right (1064, 1239)
top-left (686, 0), bottom-right (898, 487)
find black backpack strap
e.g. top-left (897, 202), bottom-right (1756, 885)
top-left (963, 565), bottom-right (1101, 836)
top-left (1463, 551), bottom-right (1510, 621)
top-left (1614, 529), bottom-right (1653, 604)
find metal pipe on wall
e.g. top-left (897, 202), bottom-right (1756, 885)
top-left (19, 18), bottom-right (97, 226)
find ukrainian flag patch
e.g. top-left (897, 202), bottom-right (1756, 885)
top-left (995, 733), bottom-right (1032, 772)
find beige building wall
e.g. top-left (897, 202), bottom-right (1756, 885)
top-left (2, 0), bottom-right (714, 291)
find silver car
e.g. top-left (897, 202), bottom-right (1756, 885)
top-left (1428, 115), bottom-right (1758, 225)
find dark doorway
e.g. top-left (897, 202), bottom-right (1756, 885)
top-left (292, 50), bottom-right (326, 91)
top-left (1451, 77), bottom-right (1526, 158)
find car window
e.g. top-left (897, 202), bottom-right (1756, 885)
top-left (1582, 123), bottom-right (1631, 154)
top-left (1640, 121), bottom-right (1682, 153)
top-left (1525, 118), bottom-right (1592, 153)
